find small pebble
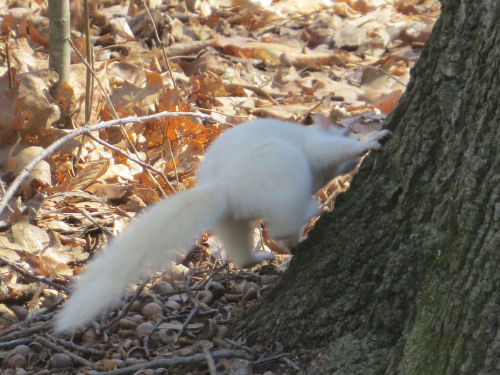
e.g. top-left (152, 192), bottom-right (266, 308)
top-left (142, 302), bottom-right (162, 319)
top-left (49, 353), bottom-right (72, 369)
top-left (197, 290), bottom-right (214, 304)
top-left (13, 345), bottom-right (31, 359)
top-left (119, 317), bottom-right (138, 329)
top-left (207, 281), bottom-right (225, 299)
top-left (136, 322), bottom-right (154, 339)
top-left (6, 353), bottom-right (27, 369)
top-left (158, 329), bottom-right (176, 344)
top-left (152, 281), bottom-right (174, 295)
top-left (103, 359), bottom-right (125, 370)
top-left (164, 300), bottom-right (181, 311)
top-left (129, 300), bottom-right (142, 312)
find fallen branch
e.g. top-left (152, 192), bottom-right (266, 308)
top-left (0, 337), bottom-right (34, 349)
top-left (0, 111), bottom-right (219, 218)
top-left (96, 349), bottom-right (250, 375)
top-left (202, 342), bottom-right (217, 375)
top-left (0, 256), bottom-right (70, 293)
top-left (0, 311), bottom-right (56, 337)
top-left (0, 321), bottom-right (51, 341)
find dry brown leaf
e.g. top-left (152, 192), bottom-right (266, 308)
top-left (9, 71), bottom-right (61, 143)
top-left (12, 146), bottom-right (51, 197)
top-left (85, 183), bottom-right (134, 201)
top-left (40, 245), bottom-right (73, 277)
top-left (11, 215), bottom-right (50, 255)
top-left (68, 160), bottom-right (111, 191)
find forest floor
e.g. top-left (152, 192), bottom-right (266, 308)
top-left (0, 0), bottom-right (439, 373)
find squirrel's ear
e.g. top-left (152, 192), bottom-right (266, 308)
top-left (312, 113), bottom-right (331, 131)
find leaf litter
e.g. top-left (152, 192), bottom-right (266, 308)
top-left (0, 0), bottom-right (439, 373)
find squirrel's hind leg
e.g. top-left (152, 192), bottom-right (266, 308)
top-left (215, 218), bottom-right (272, 268)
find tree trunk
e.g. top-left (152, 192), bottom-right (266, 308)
top-left (48, 0), bottom-right (70, 84)
top-left (232, 1), bottom-right (500, 374)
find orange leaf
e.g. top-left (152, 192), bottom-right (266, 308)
top-left (27, 20), bottom-right (49, 48)
top-left (376, 90), bottom-right (403, 114)
top-left (145, 70), bottom-right (163, 91)
top-left (11, 97), bottom-right (27, 130)
top-left (1, 13), bottom-right (13, 34)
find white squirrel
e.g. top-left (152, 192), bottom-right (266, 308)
top-left (55, 117), bottom-right (390, 332)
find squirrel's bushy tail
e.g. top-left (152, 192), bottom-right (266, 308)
top-left (55, 184), bottom-right (226, 332)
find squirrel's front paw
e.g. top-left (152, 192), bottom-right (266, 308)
top-left (367, 129), bottom-right (392, 150)
top-left (240, 251), bottom-right (274, 268)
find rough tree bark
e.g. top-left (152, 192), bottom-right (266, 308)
top-left (232, 1), bottom-right (500, 374)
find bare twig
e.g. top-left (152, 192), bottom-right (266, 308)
top-left (140, 0), bottom-right (176, 88)
top-left (167, 139), bottom-right (180, 187)
top-left (202, 342), bottom-right (217, 375)
top-left (0, 322), bottom-right (51, 341)
top-left (38, 336), bottom-right (92, 366)
top-left (0, 256), bottom-right (70, 293)
top-left (102, 279), bottom-right (149, 330)
top-left (95, 349), bottom-right (250, 375)
top-left (87, 133), bottom-right (176, 194)
top-left (194, 262), bottom-right (229, 289)
top-left (0, 338), bottom-right (34, 349)
top-left (176, 299), bottom-right (199, 341)
top-left (0, 110), bottom-right (217, 217)
top-left (75, 206), bottom-right (114, 237)
top-left (281, 355), bottom-right (302, 371)
top-left (68, 38), bottom-right (168, 198)
top-left (347, 61), bottom-right (407, 87)
top-left (46, 334), bottom-right (105, 356)
top-left (5, 41), bottom-right (12, 89)
top-left (0, 182), bottom-right (14, 214)
top-left (0, 311), bottom-right (56, 338)
top-left (253, 352), bottom-right (286, 365)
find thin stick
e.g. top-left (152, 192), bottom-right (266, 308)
top-left (281, 356), bottom-right (302, 371)
top-left (68, 38), bottom-right (168, 198)
top-left (167, 139), bottom-right (180, 187)
top-left (0, 338), bottom-right (34, 349)
top-left (95, 349), bottom-right (250, 375)
top-left (347, 61), bottom-right (407, 87)
top-left (0, 256), bottom-right (69, 293)
top-left (0, 322), bottom-right (52, 341)
top-left (46, 334), bottom-right (105, 356)
top-left (202, 343), bottom-right (217, 375)
top-left (0, 111), bottom-right (217, 218)
top-left (0, 183), bottom-right (14, 214)
top-left (101, 279), bottom-right (149, 330)
top-left (0, 311), bottom-right (56, 338)
top-left (74, 206), bottom-right (114, 237)
top-left (38, 336), bottom-right (92, 366)
top-left (176, 299), bottom-right (199, 341)
top-left (5, 41), bottom-right (12, 89)
top-left (87, 133), bottom-right (176, 194)
top-left (140, 0), bottom-right (176, 88)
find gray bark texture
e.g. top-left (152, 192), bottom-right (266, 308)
top-left (231, 1), bottom-right (500, 374)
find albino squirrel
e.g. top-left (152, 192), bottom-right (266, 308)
top-left (55, 117), bottom-right (390, 332)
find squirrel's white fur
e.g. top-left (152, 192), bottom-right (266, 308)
top-left (55, 118), bottom-right (390, 332)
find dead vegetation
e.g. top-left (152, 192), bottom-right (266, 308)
top-left (0, 0), bottom-right (439, 373)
